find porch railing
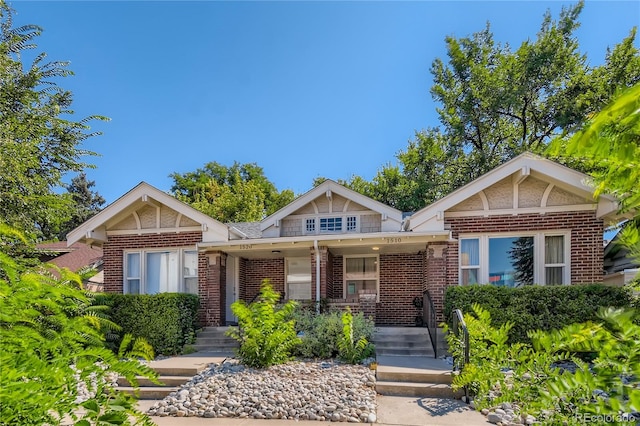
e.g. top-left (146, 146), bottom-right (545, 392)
top-left (422, 290), bottom-right (437, 358)
top-left (452, 308), bottom-right (470, 401)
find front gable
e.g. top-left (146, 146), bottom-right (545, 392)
top-left (261, 180), bottom-right (403, 237)
top-left (67, 182), bottom-right (228, 246)
top-left (410, 153), bottom-right (619, 232)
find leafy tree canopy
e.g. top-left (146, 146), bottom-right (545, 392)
top-left (170, 161), bottom-right (295, 223)
top-left (0, 2), bottom-right (107, 241)
top-left (337, 1), bottom-right (639, 212)
top-left (55, 173), bottom-right (105, 240)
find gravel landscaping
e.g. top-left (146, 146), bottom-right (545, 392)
top-left (146, 359), bottom-right (378, 422)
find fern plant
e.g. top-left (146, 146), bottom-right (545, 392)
top-left (227, 280), bottom-right (300, 368)
top-left (0, 226), bottom-right (158, 425)
top-left (337, 307), bottom-right (373, 364)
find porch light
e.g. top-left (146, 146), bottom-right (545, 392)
top-left (372, 247), bottom-right (380, 251)
top-left (272, 250), bottom-right (281, 254)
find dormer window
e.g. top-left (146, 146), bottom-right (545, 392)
top-left (346, 216), bottom-right (357, 231)
top-left (306, 218), bottom-right (316, 233)
top-left (320, 217), bottom-right (342, 232)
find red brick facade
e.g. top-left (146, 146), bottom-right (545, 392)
top-left (100, 211), bottom-right (605, 327)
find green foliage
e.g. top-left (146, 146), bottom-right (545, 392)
top-left (551, 83), bottom-right (640, 272)
top-left (96, 293), bottom-right (199, 356)
top-left (170, 161), bottom-right (295, 222)
top-left (449, 304), bottom-right (640, 425)
top-left (337, 308), bottom-right (374, 364)
top-left (227, 280), bottom-right (300, 368)
top-left (0, 226), bottom-right (156, 425)
top-left (293, 309), bottom-right (374, 359)
top-left (444, 284), bottom-right (632, 343)
top-left (334, 3), bottom-right (639, 212)
top-left (117, 333), bottom-right (155, 362)
top-left (0, 4), bottom-right (107, 240)
top-left (58, 173), bottom-right (106, 240)
top-left (292, 308), bottom-right (374, 359)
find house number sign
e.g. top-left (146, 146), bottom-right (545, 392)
top-left (385, 238), bottom-right (402, 244)
top-left (239, 244), bottom-right (253, 250)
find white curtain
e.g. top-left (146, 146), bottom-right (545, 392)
top-left (545, 236), bottom-right (564, 264)
top-left (461, 239), bottom-right (479, 266)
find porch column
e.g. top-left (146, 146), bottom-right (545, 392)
top-left (358, 289), bottom-right (377, 323)
top-left (311, 246), bottom-right (328, 301)
top-left (199, 251), bottom-right (226, 326)
top-left (424, 243), bottom-right (447, 323)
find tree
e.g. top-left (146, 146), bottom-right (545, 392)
top-left (551, 83), bottom-right (640, 281)
top-left (170, 161), bottom-right (295, 222)
top-left (56, 173), bottom-right (106, 240)
top-left (338, 2), bottom-right (639, 212)
top-left (0, 2), bottom-right (106, 241)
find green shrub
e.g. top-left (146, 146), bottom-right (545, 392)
top-left (292, 308), bottom-right (374, 359)
top-left (95, 293), bottom-right (199, 356)
top-left (227, 280), bottom-right (300, 368)
top-left (337, 308), bottom-right (374, 364)
top-left (444, 284), bottom-right (632, 342)
top-left (448, 303), bottom-right (640, 425)
top-left (0, 226), bottom-right (157, 425)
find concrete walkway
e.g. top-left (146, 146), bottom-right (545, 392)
top-left (137, 353), bottom-right (489, 426)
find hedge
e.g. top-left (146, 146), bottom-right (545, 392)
top-left (95, 293), bottom-right (199, 356)
top-left (444, 284), bottom-right (632, 343)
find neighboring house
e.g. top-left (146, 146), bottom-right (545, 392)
top-left (37, 241), bottom-right (104, 291)
top-left (603, 226), bottom-right (639, 286)
top-left (67, 153), bottom-right (620, 326)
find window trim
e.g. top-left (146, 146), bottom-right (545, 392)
top-left (123, 247), bottom-right (198, 294)
top-left (285, 256), bottom-right (312, 301)
top-left (343, 254), bottom-right (380, 302)
top-left (303, 214), bottom-right (360, 235)
top-left (458, 231), bottom-right (570, 286)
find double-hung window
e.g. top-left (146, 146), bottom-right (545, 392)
top-left (286, 257), bottom-right (312, 300)
top-left (344, 255), bottom-right (379, 301)
top-left (320, 217), bottom-right (342, 232)
top-left (124, 248), bottom-right (198, 294)
top-left (459, 232), bottom-right (569, 286)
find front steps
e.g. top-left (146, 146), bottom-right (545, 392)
top-left (118, 363), bottom-right (204, 400)
top-left (191, 326), bottom-right (239, 354)
top-left (119, 327), bottom-right (235, 400)
top-left (374, 327), bottom-right (460, 399)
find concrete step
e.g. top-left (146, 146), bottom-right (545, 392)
top-left (375, 381), bottom-right (462, 398)
top-left (374, 327), bottom-right (431, 335)
top-left (117, 375), bottom-right (192, 387)
top-left (150, 366), bottom-right (204, 376)
top-left (196, 327), bottom-right (237, 338)
top-left (376, 348), bottom-right (435, 356)
top-left (193, 337), bottom-right (239, 346)
top-left (120, 386), bottom-right (179, 400)
top-left (374, 340), bottom-right (432, 349)
top-left (376, 368), bottom-right (452, 385)
top-left (191, 344), bottom-right (238, 353)
top-left (373, 334), bottom-right (431, 343)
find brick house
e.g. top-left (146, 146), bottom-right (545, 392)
top-left (67, 153), bottom-right (620, 326)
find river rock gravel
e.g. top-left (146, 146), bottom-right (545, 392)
top-left (147, 359), bottom-right (377, 422)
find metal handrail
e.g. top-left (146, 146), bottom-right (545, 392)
top-left (452, 308), bottom-right (470, 402)
top-left (423, 290), bottom-right (437, 358)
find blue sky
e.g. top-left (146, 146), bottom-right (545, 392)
top-left (11, 1), bottom-right (640, 205)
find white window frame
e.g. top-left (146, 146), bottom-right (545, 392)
top-left (305, 218), bottom-right (316, 234)
top-left (320, 217), bottom-right (343, 232)
top-left (123, 247), bottom-right (198, 294)
top-left (302, 214), bottom-right (360, 235)
top-left (285, 257), bottom-right (312, 300)
top-left (458, 231), bottom-right (570, 286)
top-left (343, 254), bottom-right (380, 302)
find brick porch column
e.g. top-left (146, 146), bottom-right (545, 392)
top-left (311, 246), bottom-right (328, 301)
top-left (358, 289), bottom-right (377, 323)
top-left (199, 252), bottom-right (226, 326)
top-left (424, 243), bottom-right (447, 323)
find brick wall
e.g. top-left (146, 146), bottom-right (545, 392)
top-left (200, 252), bottom-right (225, 326)
top-left (332, 255), bottom-right (344, 299)
top-left (326, 251), bottom-right (335, 299)
top-left (446, 211), bottom-right (604, 283)
top-left (242, 258), bottom-right (285, 301)
top-left (424, 243), bottom-right (448, 323)
top-left (377, 253), bottom-right (423, 326)
top-left (102, 232), bottom-right (202, 293)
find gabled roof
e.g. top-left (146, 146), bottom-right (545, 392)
top-left (67, 182), bottom-right (229, 246)
top-left (260, 179), bottom-right (403, 232)
top-left (409, 152), bottom-right (619, 232)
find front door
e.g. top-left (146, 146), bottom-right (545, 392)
top-left (225, 255), bottom-right (238, 324)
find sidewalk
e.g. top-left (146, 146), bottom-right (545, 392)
top-left (137, 353), bottom-right (489, 426)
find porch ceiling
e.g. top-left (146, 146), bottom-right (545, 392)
top-left (198, 231), bottom-right (451, 259)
